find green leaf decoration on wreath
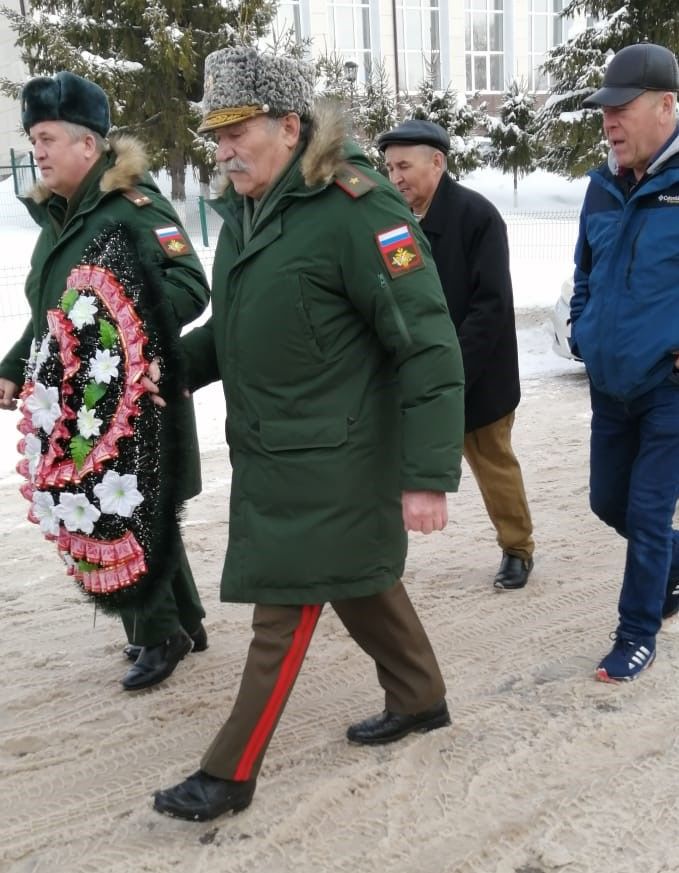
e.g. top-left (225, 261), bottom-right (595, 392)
top-left (78, 560), bottom-right (99, 572)
top-left (70, 434), bottom-right (93, 469)
top-left (83, 381), bottom-right (107, 410)
top-left (98, 318), bottom-right (118, 349)
top-left (61, 288), bottom-right (79, 313)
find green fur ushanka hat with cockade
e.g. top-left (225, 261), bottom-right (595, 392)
top-left (21, 71), bottom-right (111, 138)
top-left (198, 45), bottom-right (315, 134)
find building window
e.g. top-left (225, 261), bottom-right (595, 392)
top-left (464, 0), bottom-right (504, 93)
top-left (395, 0), bottom-right (441, 92)
top-left (528, 0), bottom-right (565, 91)
top-left (270, 0), bottom-right (304, 43)
top-left (329, 0), bottom-right (373, 82)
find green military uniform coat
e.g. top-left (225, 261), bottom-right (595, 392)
top-left (0, 136), bottom-right (210, 643)
top-left (181, 109), bottom-right (465, 606)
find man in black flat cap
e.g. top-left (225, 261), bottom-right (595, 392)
top-left (570, 43), bottom-right (679, 683)
top-left (378, 119), bottom-right (535, 591)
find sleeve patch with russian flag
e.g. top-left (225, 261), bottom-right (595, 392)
top-left (375, 224), bottom-right (424, 278)
top-left (153, 225), bottom-right (192, 258)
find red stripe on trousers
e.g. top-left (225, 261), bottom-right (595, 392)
top-left (233, 603), bottom-right (322, 781)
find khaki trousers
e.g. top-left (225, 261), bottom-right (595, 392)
top-left (463, 411), bottom-right (534, 560)
top-left (201, 581), bottom-right (445, 781)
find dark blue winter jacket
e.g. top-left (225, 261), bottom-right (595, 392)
top-left (570, 126), bottom-right (679, 400)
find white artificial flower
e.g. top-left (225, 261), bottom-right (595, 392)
top-left (93, 470), bottom-right (144, 518)
top-left (27, 338), bottom-right (38, 371)
top-left (24, 432), bottom-right (43, 478)
top-left (68, 295), bottom-right (98, 330)
top-left (25, 336), bottom-right (50, 379)
top-left (35, 335), bottom-right (51, 374)
top-left (31, 491), bottom-right (60, 536)
top-left (25, 382), bottom-right (61, 435)
top-left (89, 348), bottom-right (121, 384)
top-left (76, 406), bottom-right (103, 439)
top-left (54, 492), bottom-right (101, 534)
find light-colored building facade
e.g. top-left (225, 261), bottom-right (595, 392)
top-left (272, 0), bottom-right (576, 108)
top-left (0, 0), bottom-right (28, 172)
top-left (0, 0), bottom-right (578, 170)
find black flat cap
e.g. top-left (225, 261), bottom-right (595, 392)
top-left (583, 43), bottom-right (679, 108)
top-left (21, 71), bottom-right (110, 138)
top-left (377, 119), bottom-right (450, 154)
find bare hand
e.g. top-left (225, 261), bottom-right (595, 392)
top-left (141, 358), bottom-right (166, 408)
top-left (0, 378), bottom-right (19, 411)
top-left (402, 490), bottom-right (448, 534)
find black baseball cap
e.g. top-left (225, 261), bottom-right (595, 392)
top-left (583, 43), bottom-right (679, 108)
top-left (377, 119), bottom-right (450, 155)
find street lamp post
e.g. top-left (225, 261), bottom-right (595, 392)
top-left (343, 60), bottom-right (359, 135)
top-left (343, 59), bottom-right (358, 114)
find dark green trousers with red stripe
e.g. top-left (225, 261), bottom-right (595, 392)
top-left (200, 580), bottom-right (446, 781)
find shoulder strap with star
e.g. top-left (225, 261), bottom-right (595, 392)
top-left (334, 162), bottom-right (377, 199)
top-left (121, 188), bottom-right (152, 207)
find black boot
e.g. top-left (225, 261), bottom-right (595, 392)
top-left (347, 700), bottom-right (450, 745)
top-left (153, 771), bottom-right (256, 821)
top-left (121, 629), bottom-right (192, 690)
top-left (123, 622), bottom-right (208, 661)
top-left (493, 553), bottom-right (534, 590)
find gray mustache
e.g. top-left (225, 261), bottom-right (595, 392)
top-left (223, 158), bottom-right (249, 172)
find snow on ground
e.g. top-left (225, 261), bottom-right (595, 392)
top-left (462, 165), bottom-right (589, 213)
top-left (0, 167), bottom-right (587, 481)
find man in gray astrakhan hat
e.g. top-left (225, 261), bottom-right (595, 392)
top-left (569, 43), bottom-right (679, 683)
top-left (151, 45), bottom-right (465, 821)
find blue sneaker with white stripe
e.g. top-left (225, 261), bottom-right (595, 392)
top-left (662, 577), bottom-right (679, 620)
top-left (596, 634), bottom-right (656, 683)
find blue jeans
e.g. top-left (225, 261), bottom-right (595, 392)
top-left (589, 378), bottom-right (679, 639)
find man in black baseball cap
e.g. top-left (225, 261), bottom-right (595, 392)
top-left (582, 42), bottom-right (679, 181)
top-left (569, 43), bottom-right (679, 684)
top-left (583, 42), bottom-right (679, 108)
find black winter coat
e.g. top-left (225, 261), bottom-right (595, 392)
top-left (421, 173), bottom-right (520, 432)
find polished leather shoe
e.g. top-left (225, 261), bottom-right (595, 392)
top-left (121, 629), bottom-right (192, 690)
top-left (493, 553), bottom-right (534, 590)
top-left (346, 700), bottom-right (450, 745)
top-left (153, 770), bottom-right (256, 821)
top-left (123, 622), bottom-right (208, 662)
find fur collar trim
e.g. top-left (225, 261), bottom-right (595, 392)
top-left (26, 134), bottom-right (149, 204)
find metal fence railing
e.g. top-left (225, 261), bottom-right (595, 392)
top-left (504, 211), bottom-right (580, 264)
top-left (0, 191), bottom-right (580, 347)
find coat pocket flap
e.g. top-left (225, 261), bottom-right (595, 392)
top-left (259, 417), bottom-right (348, 451)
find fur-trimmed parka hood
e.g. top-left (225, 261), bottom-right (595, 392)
top-left (299, 99), bottom-right (348, 187)
top-left (26, 133), bottom-right (149, 205)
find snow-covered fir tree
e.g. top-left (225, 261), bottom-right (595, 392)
top-left (313, 53), bottom-right (397, 171)
top-left (314, 51), bottom-right (353, 105)
top-left (0, 0), bottom-right (276, 199)
top-left (488, 78), bottom-right (536, 197)
top-left (355, 60), bottom-right (397, 170)
top-left (406, 77), bottom-right (484, 179)
top-left (535, 0), bottom-right (679, 177)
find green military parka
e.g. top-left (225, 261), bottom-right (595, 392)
top-left (0, 136), bottom-right (210, 501)
top-left (181, 103), bottom-right (465, 604)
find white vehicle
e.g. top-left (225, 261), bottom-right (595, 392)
top-left (550, 275), bottom-right (582, 361)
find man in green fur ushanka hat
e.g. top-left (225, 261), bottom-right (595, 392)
top-left (0, 71), bottom-right (210, 691)
top-left (151, 45), bottom-right (466, 822)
